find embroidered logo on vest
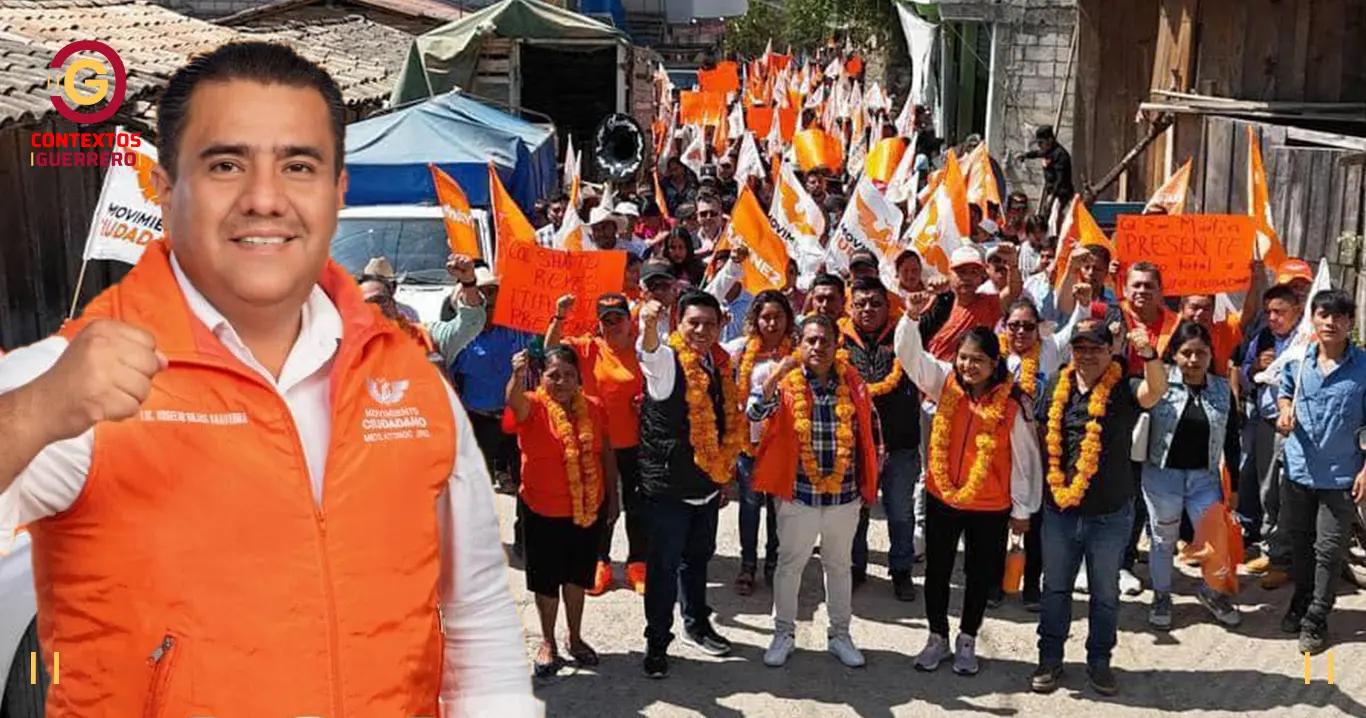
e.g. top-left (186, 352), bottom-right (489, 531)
top-left (367, 377), bottom-right (410, 405)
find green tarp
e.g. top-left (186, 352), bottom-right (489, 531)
top-left (390, 0), bottom-right (627, 106)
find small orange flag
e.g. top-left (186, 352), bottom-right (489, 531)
top-left (1248, 126), bottom-right (1288, 272)
top-left (726, 185), bottom-right (789, 294)
top-left (430, 164), bottom-right (481, 258)
top-left (698, 61), bottom-right (740, 95)
top-left (794, 128), bottom-right (842, 173)
top-left (777, 105), bottom-right (799, 143)
top-left (1145, 158), bottom-right (1192, 215)
top-left (488, 163), bottom-right (536, 246)
top-left (746, 105), bottom-right (775, 136)
top-left (679, 90), bottom-right (727, 127)
top-left (865, 137), bottom-right (907, 184)
top-left (1052, 197), bottom-right (1112, 288)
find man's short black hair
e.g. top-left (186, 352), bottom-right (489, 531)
top-left (1264, 284), bottom-right (1300, 306)
top-left (799, 313), bottom-right (836, 337)
top-left (677, 289), bottom-right (722, 320)
top-left (810, 273), bottom-right (846, 294)
top-left (1311, 288), bottom-right (1355, 318)
top-left (157, 42), bottom-right (345, 179)
top-left (851, 276), bottom-right (888, 295)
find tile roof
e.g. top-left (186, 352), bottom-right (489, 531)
top-left (220, 0), bottom-right (465, 25)
top-left (0, 0), bottom-right (396, 127)
top-left (0, 30), bottom-right (159, 129)
top-left (235, 14), bottom-right (416, 79)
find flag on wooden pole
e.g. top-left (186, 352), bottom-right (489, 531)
top-left (430, 164), bottom-right (481, 258)
top-left (1144, 157), bottom-right (1191, 215)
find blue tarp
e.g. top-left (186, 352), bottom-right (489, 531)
top-left (343, 91), bottom-right (556, 211)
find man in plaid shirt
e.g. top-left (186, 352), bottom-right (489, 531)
top-left (748, 314), bottom-right (880, 669)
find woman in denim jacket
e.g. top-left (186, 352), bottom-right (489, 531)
top-left (1142, 321), bottom-right (1243, 629)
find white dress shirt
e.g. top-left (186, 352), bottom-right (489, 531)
top-left (0, 254), bottom-right (540, 717)
top-left (893, 315), bottom-right (1043, 519)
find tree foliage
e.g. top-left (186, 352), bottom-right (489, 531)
top-left (724, 0), bottom-right (899, 57)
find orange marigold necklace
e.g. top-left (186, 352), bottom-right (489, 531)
top-left (1000, 334), bottom-right (1041, 398)
top-left (839, 319), bottom-right (903, 397)
top-left (1045, 362), bottom-right (1122, 508)
top-left (928, 375), bottom-right (1014, 505)
top-left (537, 387), bottom-right (602, 527)
top-left (669, 332), bottom-right (747, 484)
top-left (737, 335), bottom-right (792, 395)
top-left (783, 354), bottom-right (858, 495)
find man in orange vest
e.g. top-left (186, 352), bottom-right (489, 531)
top-left (0, 42), bottom-right (537, 717)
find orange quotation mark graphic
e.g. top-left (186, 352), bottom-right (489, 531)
top-left (29, 651), bottom-right (57, 684)
top-left (1303, 649), bottom-right (1335, 685)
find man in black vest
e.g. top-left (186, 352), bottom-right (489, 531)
top-left (637, 290), bottom-right (735, 678)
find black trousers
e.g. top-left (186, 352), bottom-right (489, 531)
top-left (924, 494), bottom-right (1010, 638)
top-left (643, 493), bottom-right (719, 650)
top-left (1023, 510), bottom-right (1043, 600)
top-left (1283, 480), bottom-right (1356, 627)
top-left (597, 446), bottom-right (649, 563)
top-left (468, 410), bottom-right (520, 482)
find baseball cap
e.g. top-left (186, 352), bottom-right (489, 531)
top-left (849, 250), bottom-right (879, 270)
top-left (1069, 320), bottom-right (1113, 347)
top-left (614, 201), bottom-right (641, 218)
top-left (949, 245), bottom-right (986, 270)
top-left (596, 293), bottom-right (630, 318)
top-left (1274, 258), bottom-right (1313, 286)
top-left (640, 259), bottom-right (675, 283)
top-left (979, 219), bottom-right (1000, 236)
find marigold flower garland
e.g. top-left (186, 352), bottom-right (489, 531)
top-left (537, 387), bottom-right (602, 527)
top-left (783, 354), bottom-right (857, 494)
top-left (1045, 362), bottom-right (1123, 508)
top-left (838, 319), bottom-right (902, 396)
top-left (928, 376), bottom-right (1013, 505)
top-left (1000, 333), bottom-right (1041, 398)
top-left (669, 332), bottom-right (747, 484)
top-left (737, 336), bottom-right (792, 396)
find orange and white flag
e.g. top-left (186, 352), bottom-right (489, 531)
top-left (769, 160), bottom-right (826, 280)
top-left (1051, 196), bottom-right (1112, 288)
top-left (905, 150), bottom-right (971, 277)
top-left (866, 137), bottom-right (908, 185)
top-left (735, 131), bottom-right (764, 188)
top-left (726, 185), bottom-right (790, 293)
top-left (488, 163), bottom-right (536, 246)
top-left (794, 127), bottom-right (843, 173)
top-left (83, 139), bottom-right (162, 265)
top-left (680, 126), bottom-right (706, 175)
top-left (965, 143), bottom-right (1002, 218)
top-left (1248, 126), bottom-right (1288, 272)
top-left (828, 175), bottom-right (905, 287)
top-left (430, 164), bottom-right (481, 258)
top-left (1144, 158), bottom-right (1191, 215)
top-left (555, 204), bottom-right (587, 252)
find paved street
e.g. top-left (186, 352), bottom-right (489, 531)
top-left (492, 492), bottom-right (1366, 717)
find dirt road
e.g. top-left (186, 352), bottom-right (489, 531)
top-left (493, 494), bottom-right (1365, 717)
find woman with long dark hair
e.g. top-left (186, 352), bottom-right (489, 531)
top-left (655, 225), bottom-right (706, 287)
top-left (895, 312), bottom-right (1042, 676)
top-left (723, 290), bottom-right (796, 594)
top-left (1140, 320), bottom-right (1242, 629)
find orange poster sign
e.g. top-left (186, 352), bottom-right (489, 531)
top-left (493, 241), bottom-right (628, 336)
top-left (698, 61), bottom-right (740, 95)
top-left (1114, 214), bottom-right (1255, 295)
top-left (679, 90), bottom-right (726, 127)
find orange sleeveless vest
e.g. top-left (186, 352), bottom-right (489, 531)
top-left (751, 365), bottom-right (880, 504)
top-left (926, 376), bottom-right (1020, 513)
top-left (33, 242), bottom-right (454, 717)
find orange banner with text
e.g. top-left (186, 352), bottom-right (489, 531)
top-left (493, 241), bottom-right (628, 336)
top-left (1114, 214), bottom-right (1255, 296)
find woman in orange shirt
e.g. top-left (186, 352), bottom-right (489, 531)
top-left (547, 292), bottom-right (647, 595)
top-left (504, 347), bottom-right (620, 677)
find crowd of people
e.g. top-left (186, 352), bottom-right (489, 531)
top-left (383, 46), bottom-right (1366, 695)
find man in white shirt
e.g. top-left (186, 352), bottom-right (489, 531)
top-left (0, 42), bottom-right (537, 717)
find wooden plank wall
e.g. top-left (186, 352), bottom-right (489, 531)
top-left (1199, 116), bottom-right (1366, 324)
top-left (0, 117), bottom-right (130, 350)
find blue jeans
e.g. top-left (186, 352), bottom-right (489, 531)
top-left (881, 448), bottom-right (920, 573)
top-left (736, 454), bottom-right (778, 572)
top-left (1141, 465), bottom-right (1222, 595)
top-left (1037, 502), bottom-right (1134, 668)
top-left (643, 494), bottom-right (719, 650)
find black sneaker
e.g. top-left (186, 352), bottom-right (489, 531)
top-left (986, 587), bottom-right (1005, 609)
top-left (1029, 663), bottom-right (1063, 693)
top-left (1298, 620), bottom-right (1328, 655)
top-left (852, 567), bottom-right (867, 590)
top-left (1087, 663), bottom-right (1119, 696)
top-left (684, 625), bottom-right (733, 657)
top-left (642, 647), bottom-right (669, 679)
top-left (1280, 609), bottom-right (1305, 635)
top-left (891, 571), bottom-right (918, 602)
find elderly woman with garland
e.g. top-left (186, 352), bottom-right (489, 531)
top-left (504, 347), bottom-right (619, 678)
top-left (723, 290), bottom-right (797, 595)
top-left (749, 314), bottom-right (880, 669)
top-left (895, 301), bottom-right (1043, 677)
top-left (1030, 319), bottom-right (1166, 698)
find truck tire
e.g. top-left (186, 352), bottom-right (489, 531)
top-left (0, 618), bottom-right (46, 718)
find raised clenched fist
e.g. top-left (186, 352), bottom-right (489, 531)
top-left (36, 319), bottom-right (166, 442)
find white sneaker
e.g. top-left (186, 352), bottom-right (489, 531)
top-left (764, 632), bottom-right (795, 667)
top-left (952, 633), bottom-right (980, 676)
top-left (914, 632), bottom-right (950, 672)
top-left (827, 634), bottom-right (865, 668)
top-left (1119, 569), bottom-right (1143, 596)
top-left (1074, 562), bottom-right (1090, 594)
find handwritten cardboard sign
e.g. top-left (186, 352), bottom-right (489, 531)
top-left (493, 241), bottom-right (627, 336)
top-left (1114, 214), bottom-right (1255, 295)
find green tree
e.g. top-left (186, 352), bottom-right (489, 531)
top-left (723, 1), bottom-right (783, 57)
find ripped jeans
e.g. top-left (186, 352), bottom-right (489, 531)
top-left (1140, 464), bottom-right (1223, 595)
